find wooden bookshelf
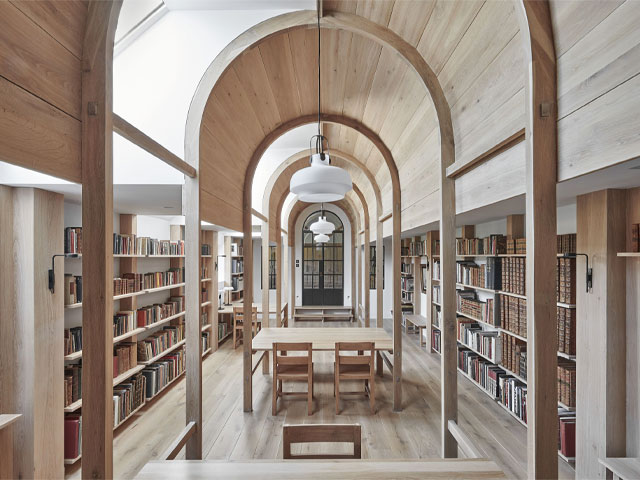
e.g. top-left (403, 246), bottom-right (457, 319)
top-left (225, 236), bottom-right (244, 303)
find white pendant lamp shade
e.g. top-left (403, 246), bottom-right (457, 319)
top-left (290, 152), bottom-right (352, 202)
top-left (310, 215), bottom-right (335, 235)
top-left (314, 233), bottom-right (330, 244)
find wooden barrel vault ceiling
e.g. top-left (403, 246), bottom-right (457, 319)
top-left (198, 0), bottom-right (527, 234)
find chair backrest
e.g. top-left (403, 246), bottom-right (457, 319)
top-left (273, 342), bottom-right (312, 370)
top-left (335, 342), bottom-right (375, 372)
top-left (283, 424), bottom-right (362, 459)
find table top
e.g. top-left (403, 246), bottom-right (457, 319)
top-left (219, 302), bottom-right (287, 315)
top-left (0, 414), bottom-right (21, 431)
top-left (599, 457), bottom-right (640, 479)
top-left (404, 314), bottom-right (427, 326)
top-left (136, 459), bottom-right (504, 479)
top-left (251, 328), bottom-right (393, 351)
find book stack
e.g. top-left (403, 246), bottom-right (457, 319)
top-left (431, 329), bottom-right (441, 353)
top-left (202, 331), bottom-right (210, 352)
top-left (485, 257), bottom-right (502, 290)
top-left (64, 227), bottom-right (83, 254)
top-left (558, 409), bottom-right (576, 458)
top-left (141, 347), bottom-right (186, 399)
top-left (136, 298), bottom-right (183, 327)
top-left (557, 234), bottom-right (577, 254)
top-left (432, 260), bottom-right (440, 281)
top-left (64, 364), bottom-right (82, 407)
top-left (401, 261), bottom-right (414, 275)
top-left (142, 267), bottom-right (184, 289)
top-left (456, 234), bottom-right (506, 256)
top-left (113, 311), bottom-right (136, 337)
top-left (433, 307), bottom-right (442, 329)
top-left (433, 240), bottom-right (440, 256)
top-left (137, 324), bottom-right (185, 362)
top-left (231, 242), bottom-right (243, 256)
top-left (456, 290), bottom-right (494, 325)
top-left (64, 415), bottom-right (82, 460)
top-left (201, 263), bottom-right (209, 279)
top-left (458, 348), bottom-right (505, 399)
top-left (113, 233), bottom-right (137, 255)
top-left (506, 238), bottom-right (526, 255)
top-left (500, 257), bottom-right (526, 295)
top-left (557, 257), bottom-right (576, 304)
top-left (231, 275), bottom-right (244, 291)
top-left (500, 295), bottom-right (527, 338)
top-left (64, 327), bottom-right (83, 355)
top-left (113, 274), bottom-right (143, 296)
top-left (557, 362), bottom-right (576, 408)
top-left (113, 343), bottom-right (137, 378)
top-left (457, 319), bottom-right (499, 362)
top-left (64, 274), bottom-right (83, 305)
top-left (202, 311), bottom-right (209, 329)
top-left (500, 333), bottom-right (527, 380)
top-left (407, 240), bottom-right (426, 256)
top-left (432, 285), bottom-right (441, 304)
top-left (231, 258), bottom-right (243, 274)
top-left (499, 376), bottom-right (527, 423)
top-left (201, 243), bottom-right (211, 255)
top-left (456, 261), bottom-right (485, 287)
top-left (113, 373), bottom-right (146, 427)
top-left (218, 321), bottom-right (228, 340)
top-left (557, 306), bottom-right (576, 355)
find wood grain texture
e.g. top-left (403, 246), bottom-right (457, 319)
top-left (518, 1), bottom-right (559, 477)
top-left (81, 2), bottom-right (122, 477)
top-left (576, 189), bottom-right (628, 478)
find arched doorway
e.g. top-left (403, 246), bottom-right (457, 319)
top-left (302, 210), bottom-right (344, 306)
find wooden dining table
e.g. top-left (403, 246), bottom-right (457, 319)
top-left (251, 327), bottom-right (394, 376)
top-left (136, 459), bottom-right (505, 479)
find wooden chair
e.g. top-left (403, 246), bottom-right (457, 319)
top-left (272, 342), bottom-right (313, 416)
top-left (282, 424), bottom-right (361, 459)
top-left (334, 342), bottom-right (375, 414)
top-left (233, 306), bottom-right (259, 349)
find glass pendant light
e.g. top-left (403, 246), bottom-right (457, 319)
top-left (289, 5), bottom-right (352, 202)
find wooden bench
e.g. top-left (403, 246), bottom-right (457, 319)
top-left (294, 306), bottom-right (353, 323)
top-left (599, 457), bottom-right (640, 480)
top-left (403, 314), bottom-right (428, 347)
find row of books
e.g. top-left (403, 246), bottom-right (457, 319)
top-left (64, 275), bottom-right (83, 305)
top-left (432, 260), bottom-right (440, 281)
top-left (401, 262), bottom-right (414, 275)
top-left (64, 415), bottom-right (82, 460)
top-left (64, 327), bottom-right (83, 355)
top-left (201, 263), bottom-right (209, 279)
top-left (457, 319), bottom-right (499, 362)
top-left (401, 276), bottom-right (414, 292)
top-left (201, 243), bottom-right (211, 255)
top-left (456, 290), bottom-right (495, 325)
top-left (432, 329), bottom-right (441, 353)
top-left (500, 375), bottom-right (527, 423)
top-left (558, 362), bottom-right (576, 408)
top-left (456, 234), bottom-right (507, 256)
top-left (506, 237), bottom-right (526, 255)
top-left (432, 307), bottom-right (442, 329)
top-left (64, 364), bottom-right (82, 407)
top-left (501, 257), bottom-right (526, 295)
top-left (401, 240), bottom-right (427, 256)
top-left (218, 321), bottom-right (228, 341)
top-left (557, 257), bottom-right (576, 304)
top-left (113, 373), bottom-right (146, 427)
top-left (143, 267), bottom-right (184, 289)
top-left (202, 331), bottom-right (210, 352)
top-left (500, 333), bottom-right (527, 380)
top-left (456, 261), bottom-right (486, 288)
top-left (141, 347), bottom-right (186, 399)
top-left (500, 295), bottom-right (527, 338)
top-left (230, 242), bottom-right (243, 256)
top-left (558, 410), bottom-right (576, 458)
top-left (114, 233), bottom-right (185, 256)
top-left (458, 349), bottom-right (502, 398)
top-left (113, 311), bottom-right (136, 338)
top-left (137, 324), bottom-right (185, 362)
top-left (64, 227), bottom-right (83, 254)
top-left (114, 273), bottom-right (143, 296)
top-left (401, 290), bottom-right (414, 304)
top-left (557, 306), bottom-right (576, 355)
top-left (433, 285), bottom-right (441, 304)
top-left (137, 297), bottom-right (184, 327)
top-left (557, 234), bottom-right (577, 254)
top-left (114, 343), bottom-right (137, 378)
top-left (231, 276), bottom-right (243, 292)
top-left (231, 258), bottom-right (243, 274)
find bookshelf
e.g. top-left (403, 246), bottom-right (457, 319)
top-left (62, 214), bottom-right (213, 466)
top-left (400, 236), bottom-right (426, 332)
top-left (427, 216), bottom-right (578, 464)
top-left (224, 236), bottom-right (244, 303)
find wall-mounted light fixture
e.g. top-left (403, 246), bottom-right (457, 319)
top-left (49, 253), bottom-right (80, 293)
top-left (562, 252), bottom-right (592, 292)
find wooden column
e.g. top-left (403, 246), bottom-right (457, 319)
top-left (357, 242), bottom-right (362, 322)
top-left (210, 231), bottom-right (220, 350)
top-left (506, 214), bottom-right (525, 239)
top-left (364, 224), bottom-right (371, 327)
top-left (518, 1), bottom-right (558, 476)
top-left (425, 230), bottom-right (439, 352)
top-left (243, 210), bottom-right (254, 411)
top-left (376, 219), bottom-right (383, 328)
top-left (276, 234), bottom-right (283, 327)
top-left (439, 139), bottom-right (457, 456)
top-left (81, 2), bottom-right (121, 476)
top-left (576, 189), bottom-right (627, 478)
top-left (0, 187), bottom-right (64, 479)
top-left (261, 221), bottom-right (270, 328)
top-left (392, 204), bottom-right (402, 411)
top-left (413, 236), bottom-right (422, 316)
top-left (290, 234), bottom-right (296, 324)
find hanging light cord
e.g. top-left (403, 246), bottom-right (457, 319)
top-left (317, 3), bottom-right (321, 139)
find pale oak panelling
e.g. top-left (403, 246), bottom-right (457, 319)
top-left (0, 77), bottom-right (81, 183)
top-left (341, 34), bottom-right (382, 121)
top-left (0, 2), bottom-right (81, 120)
top-left (390, 96), bottom-right (437, 166)
top-left (288, 28), bottom-right (320, 116)
top-left (10, 0), bottom-right (86, 60)
top-left (401, 189), bottom-right (439, 233)
top-left (201, 188), bottom-right (243, 232)
top-left (557, 73), bottom-right (640, 181)
top-left (626, 188), bottom-right (640, 457)
top-left (320, 29), bottom-right (353, 116)
top-left (550, 0), bottom-right (624, 57)
top-left (355, 0), bottom-right (394, 28)
top-left (417, 0), bottom-right (484, 76)
top-left (557, 0), bottom-right (640, 119)
top-left (388, 0), bottom-right (436, 48)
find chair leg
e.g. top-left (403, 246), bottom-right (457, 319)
top-left (307, 374), bottom-right (313, 416)
top-left (335, 373), bottom-right (340, 415)
top-left (233, 328), bottom-right (237, 349)
top-left (272, 372), bottom-right (277, 416)
top-left (369, 375), bottom-right (376, 414)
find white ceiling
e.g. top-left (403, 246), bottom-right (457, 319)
top-left (163, 0), bottom-right (315, 10)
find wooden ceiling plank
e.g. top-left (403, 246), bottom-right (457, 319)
top-left (288, 28), bottom-right (320, 116)
top-left (355, 0), bottom-right (395, 28)
top-left (388, 0), bottom-right (436, 47)
top-left (320, 29), bottom-right (352, 116)
top-left (341, 34), bottom-right (383, 120)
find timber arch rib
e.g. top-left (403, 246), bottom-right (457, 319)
top-left (74, 1), bottom-right (561, 478)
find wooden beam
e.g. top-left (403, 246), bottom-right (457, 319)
top-left (446, 129), bottom-right (525, 178)
top-left (112, 113), bottom-right (196, 178)
top-left (252, 208), bottom-right (268, 222)
top-left (518, 1), bottom-right (558, 477)
top-left (81, 2), bottom-right (122, 477)
top-left (262, 218), bottom-right (271, 373)
top-left (162, 422), bottom-right (197, 460)
top-left (506, 214), bottom-right (525, 239)
top-left (243, 196), bottom-right (254, 412)
top-left (447, 421), bottom-right (483, 459)
top-left (379, 212), bottom-right (392, 223)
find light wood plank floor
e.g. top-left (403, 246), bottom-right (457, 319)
top-left (66, 319), bottom-right (575, 479)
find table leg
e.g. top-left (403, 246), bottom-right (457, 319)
top-left (262, 351), bottom-right (270, 374)
top-left (376, 351), bottom-right (383, 377)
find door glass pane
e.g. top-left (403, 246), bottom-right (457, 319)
top-left (324, 276), bottom-right (334, 288)
top-left (304, 275), bottom-right (312, 288)
top-left (335, 276), bottom-right (343, 288)
top-left (325, 247), bottom-right (333, 260)
top-left (312, 276), bottom-right (319, 289)
top-left (333, 232), bottom-right (343, 244)
top-left (314, 247), bottom-right (323, 260)
top-left (336, 248), bottom-right (343, 260)
top-left (313, 261), bottom-right (320, 274)
top-left (304, 232), bottom-right (313, 245)
top-left (325, 261), bottom-right (334, 274)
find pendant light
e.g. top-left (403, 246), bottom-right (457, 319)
top-left (289, 5), bottom-right (352, 202)
top-left (315, 233), bottom-right (330, 244)
top-left (310, 203), bottom-right (335, 235)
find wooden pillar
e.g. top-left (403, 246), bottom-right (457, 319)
top-left (576, 189), bottom-right (627, 478)
top-left (364, 225), bottom-right (371, 327)
top-left (518, 1), bottom-right (558, 476)
top-left (81, 2), bottom-right (121, 476)
top-left (460, 225), bottom-right (475, 239)
top-left (439, 137), bottom-right (457, 456)
top-left (506, 214), bottom-right (525, 239)
top-left (210, 231), bottom-right (220, 350)
top-left (0, 187), bottom-right (64, 479)
top-left (261, 221), bottom-right (270, 328)
top-left (277, 233), bottom-right (283, 327)
top-left (392, 203), bottom-right (402, 411)
top-left (290, 234), bottom-right (296, 324)
top-left (425, 230), bottom-right (439, 352)
top-left (357, 242), bottom-right (362, 322)
top-left (243, 209), bottom-right (254, 411)
top-left (376, 217), bottom-right (383, 328)
top-left (413, 236), bottom-right (422, 316)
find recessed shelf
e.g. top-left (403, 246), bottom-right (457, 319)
top-left (65, 283), bottom-right (186, 309)
top-left (617, 252), bottom-right (640, 257)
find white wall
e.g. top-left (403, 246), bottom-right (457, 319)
top-left (293, 204), bottom-right (352, 307)
top-left (368, 237), bottom-right (394, 320)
